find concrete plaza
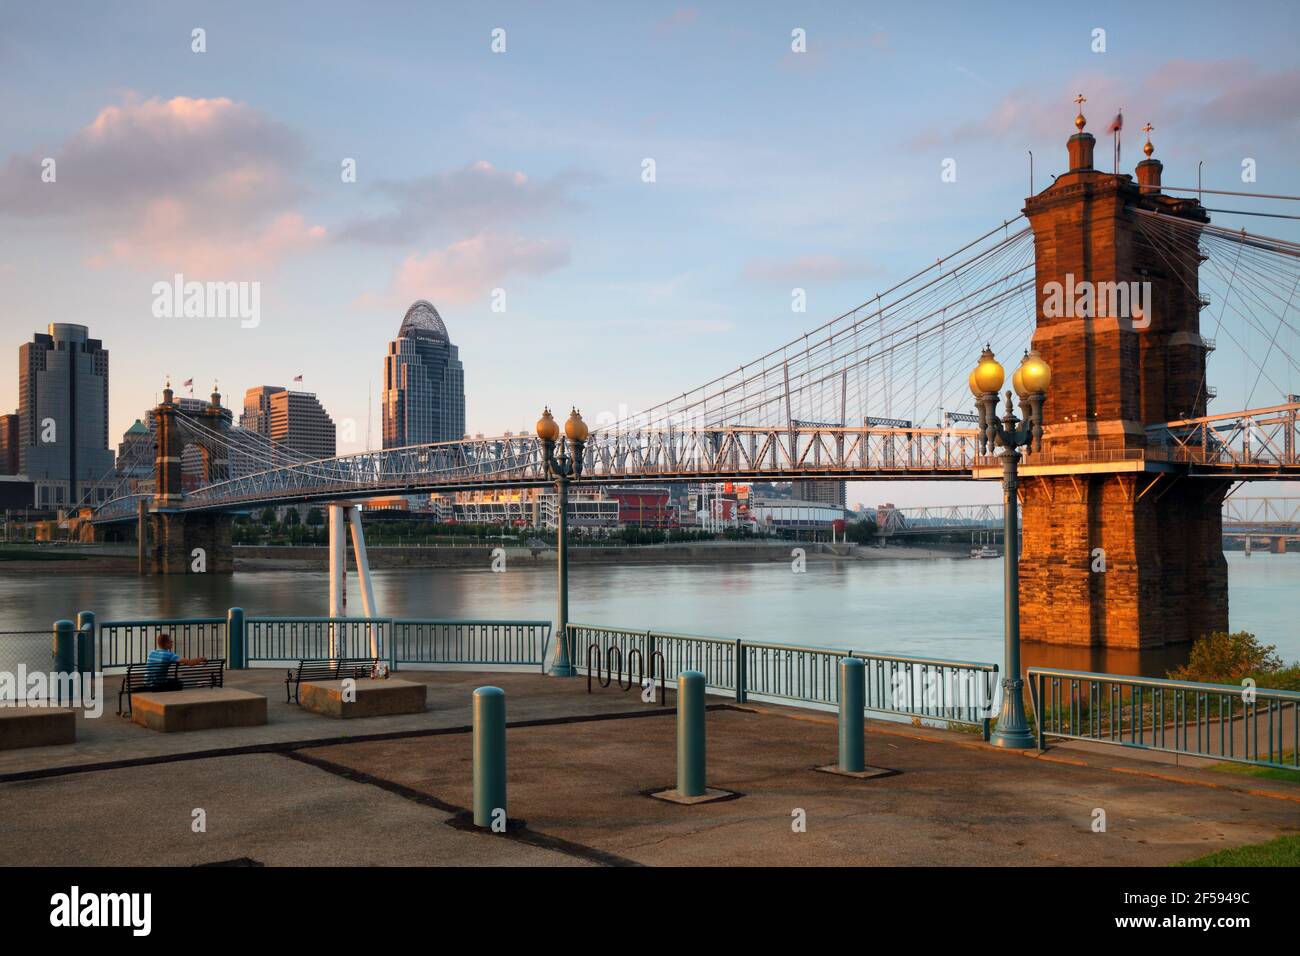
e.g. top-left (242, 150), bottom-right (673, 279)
top-left (0, 668), bottom-right (1296, 866)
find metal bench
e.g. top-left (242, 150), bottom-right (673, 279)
top-left (286, 658), bottom-right (382, 704)
top-left (117, 659), bottom-right (226, 717)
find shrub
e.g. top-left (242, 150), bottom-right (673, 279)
top-left (1169, 631), bottom-right (1300, 690)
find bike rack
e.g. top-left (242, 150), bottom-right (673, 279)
top-left (587, 642), bottom-right (666, 705)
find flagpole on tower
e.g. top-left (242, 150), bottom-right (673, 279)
top-left (1108, 108), bottom-right (1123, 174)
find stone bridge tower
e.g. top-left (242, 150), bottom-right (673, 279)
top-left (1016, 106), bottom-right (1228, 647)
top-left (145, 382), bottom-right (234, 574)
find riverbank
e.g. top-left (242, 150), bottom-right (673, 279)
top-left (234, 540), bottom-right (969, 571)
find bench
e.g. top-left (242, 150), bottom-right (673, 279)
top-left (286, 658), bottom-right (381, 704)
top-left (117, 659), bottom-right (226, 717)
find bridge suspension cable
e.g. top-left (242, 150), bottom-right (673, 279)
top-left (1135, 210), bottom-right (1300, 411)
top-left (613, 217), bottom-right (1037, 434)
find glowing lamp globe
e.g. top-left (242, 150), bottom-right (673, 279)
top-left (1019, 349), bottom-right (1052, 394)
top-left (565, 408), bottom-right (589, 442)
top-left (536, 408), bottom-right (560, 442)
top-left (972, 348), bottom-right (1005, 395)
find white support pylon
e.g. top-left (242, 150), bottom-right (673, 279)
top-left (347, 504), bottom-right (379, 657)
top-left (328, 504), bottom-right (346, 658)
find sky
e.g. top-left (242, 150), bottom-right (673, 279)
top-left (1, 0), bottom-right (1297, 507)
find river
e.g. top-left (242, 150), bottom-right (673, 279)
top-left (1, 552), bottom-right (1295, 677)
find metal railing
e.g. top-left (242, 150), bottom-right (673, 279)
top-left (98, 618), bottom-right (227, 671)
top-left (568, 623), bottom-right (998, 736)
top-left (1029, 667), bottom-right (1300, 770)
top-left (246, 617), bottom-right (390, 664)
top-left (391, 619), bottom-right (551, 669)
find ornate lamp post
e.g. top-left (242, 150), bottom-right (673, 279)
top-left (970, 345), bottom-right (1052, 748)
top-left (536, 406), bottom-right (589, 677)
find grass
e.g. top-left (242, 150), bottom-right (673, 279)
top-left (1206, 752), bottom-right (1300, 784)
top-left (1178, 834), bottom-right (1300, 867)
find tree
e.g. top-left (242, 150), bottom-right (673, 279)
top-left (305, 508), bottom-right (323, 527)
top-left (844, 518), bottom-right (877, 544)
top-left (283, 509), bottom-right (300, 527)
top-left (259, 507), bottom-right (276, 525)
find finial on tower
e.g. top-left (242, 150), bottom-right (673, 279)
top-left (1074, 93), bottom-right (1087, 131)
top-left (1142, 122), bottom-right (1155, 157)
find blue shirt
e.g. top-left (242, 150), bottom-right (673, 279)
top-left (145, 649), bottom-right (179, 683)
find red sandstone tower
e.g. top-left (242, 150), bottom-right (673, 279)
top-left (1016, 102), bottom-right (1228, 647)
top-left (145, 381), bottom-right (234, 574)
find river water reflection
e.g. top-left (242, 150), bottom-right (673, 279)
top-left (2, 552), bottom-right (1295, 677)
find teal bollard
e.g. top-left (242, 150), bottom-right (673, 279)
top-left (76, 610), bottom-right (96, 674)
top-left (839, 657), bottom-right (866, 773)
top-left (473, 686), bottom-right (507, 829)
top-left (227, 607), bottom-right (246, 669)
top-left (677, 670), bottom-right (706, 797)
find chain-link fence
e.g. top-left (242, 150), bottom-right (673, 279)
top-left (0, 629), bottom-right (56, 702)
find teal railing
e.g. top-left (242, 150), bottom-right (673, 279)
top-left (1029, 667), bottom-right (1300, 770)
top-left (98, 617), bottom-right (227, 671)
top-left (87, 612), bottom-right (548, 671)
top-left (568, 623), bottom-right (998, 737)
top-left (245, 617), bottom-right (391, 664)
top-left (1029, 671), bottom-right (1294, 775)
top-left (391, 620), bottom-right (551, 670)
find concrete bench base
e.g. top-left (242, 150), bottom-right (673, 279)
top-left (300, 678), bottom-right (427, 718)
top-left (0, 706), bottom-right (76, 749)
top-left (131, 688), bottom-right (268, 733)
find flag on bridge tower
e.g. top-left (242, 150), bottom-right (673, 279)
top-left (183, 377), bottom-right (194, 396)
top-left (1107, 110), bottom-right (1123, 172)
top-left (293, 374), bottom-right (304, 383)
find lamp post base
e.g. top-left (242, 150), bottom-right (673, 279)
top-left (990, 676), bottom-right (1036, 749)
top-left (989, 726), bottom-right (1037, 750)
top-left (548, 662), bottom-right (576, 678)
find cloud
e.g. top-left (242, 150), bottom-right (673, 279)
top-left (337, 160), bottom-right (590, 245)
top-left (741, 254), bottom-right (882, 285)
top-left (357, 233), bottom-right (571, 308)
top-left (908, 59), bottom-right (1300, 151)
top-left (653, 9), bottom-right (698, 33)
top-left (0, 94), bottom-right (323, 274)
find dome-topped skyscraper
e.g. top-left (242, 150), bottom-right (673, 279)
top-left (382, 301), bottom-right (465, 448)
top-left (398, 299), bottom-right (450, 341)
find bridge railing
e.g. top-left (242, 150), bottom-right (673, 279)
top-left (390, 619), bottom-right (552, 670)
top-left (568, 623), bottom-right (998, 736)
top-left (1028, 667), bottom-right (1300, 770)
top-left (98, 618), bottom-right (227, 672)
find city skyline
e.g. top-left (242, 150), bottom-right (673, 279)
top-left (1, 2), bottom-right (1297, 508)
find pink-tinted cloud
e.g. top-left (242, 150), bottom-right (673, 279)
top-left (653, 9), bottom-right (698, 33)
top-left (0, 94), bottom-right (322, 274)
top-left (908, 59), bottom-right (1300, 151)
top-left (357, 234), bottom-right (571, 309)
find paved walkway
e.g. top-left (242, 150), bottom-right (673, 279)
top-left (0, 670), bottom-right (1296, 866)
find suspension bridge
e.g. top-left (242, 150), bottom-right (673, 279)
top-left (82, 112), bottom-right (1300, 648)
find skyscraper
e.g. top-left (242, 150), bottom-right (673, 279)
top-left (18, 323), bottom-right (115, 508)
top-left (240, 385), bottom-right (336, 460)
top-left (796, 479), bottom-right (847, 510)
top-left (383, 301), bottom-right (465, 448)
top-left (0, 413), bottom-right (18, 475)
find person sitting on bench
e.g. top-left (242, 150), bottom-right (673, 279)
top-left (145, 633), bottom-right (207, 691)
